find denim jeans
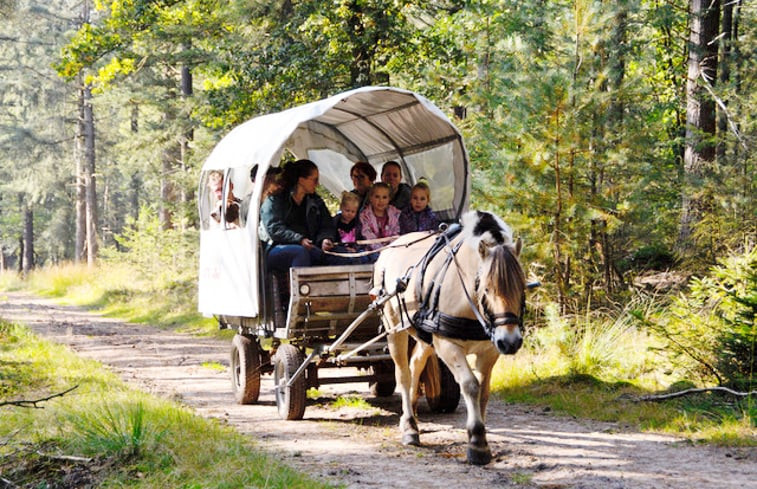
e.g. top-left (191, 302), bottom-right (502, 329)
top-left (267, 244), bottom-right (324, 272)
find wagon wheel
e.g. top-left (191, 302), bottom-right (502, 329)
top-left (273, 343), bottom-right (307, 420)
top-left (422, 354), bottom-right (460, 413)
top-left (230, 334), bottom-right (261, 404)
top-left (369, 360), bottom-right (396, 397)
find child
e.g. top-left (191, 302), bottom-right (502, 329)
top-left (399, 181), bottom-right (439, 234)
top-left (333, 191), bottom-right (361, 249)
top-left (359, 182), bottom-right (401, 251)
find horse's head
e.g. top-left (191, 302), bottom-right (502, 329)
top-left (463, 211), bottom-right (527, 355)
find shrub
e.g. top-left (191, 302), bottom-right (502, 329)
top-left (636, 245), bottom-right (756, 388)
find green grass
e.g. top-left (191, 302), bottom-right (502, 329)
top-left (2, 264), bottom-right (219, 335)
top-left (490, 304), bottom-right (757, 446)
top-left (0, 319), bottom-right (337, 489)
top-left (331, 395), bottom-right (374, 411)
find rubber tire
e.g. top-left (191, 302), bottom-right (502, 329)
top-left (230, 334), bottom-right (261, 404)
top-left (273, 344), bottom-right (307, 420)
top-left (369, 360), bottom-right (396, 397)
top-left (423, 354), bottom-right (461, 413)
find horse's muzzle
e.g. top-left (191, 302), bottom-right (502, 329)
top-left (493, 327), bottom-right (522, 355)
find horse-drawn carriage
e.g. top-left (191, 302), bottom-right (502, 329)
top-left (198, 87), bottom-right (470, 418)
top-left (198, 87), bottom-right (529, 464)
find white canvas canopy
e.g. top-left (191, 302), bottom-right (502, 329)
top-left (198, 86), bottom-right (470, 318)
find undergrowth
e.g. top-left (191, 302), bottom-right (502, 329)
top-left (0, 319), bottom-right (335, 489)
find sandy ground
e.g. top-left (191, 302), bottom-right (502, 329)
top-left (1, 291), bottom-right (754, 489)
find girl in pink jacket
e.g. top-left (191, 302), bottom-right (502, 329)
top-left (359, 182), bottom-right (400, 252)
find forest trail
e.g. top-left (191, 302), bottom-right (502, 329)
top-left (2, 291), bottom-right (754, 489)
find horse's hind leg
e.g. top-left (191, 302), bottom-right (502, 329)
top-left (434, 339), bottom-right (492, 465)
top-left (409, 339), bottom-right (434, 415)
top-left (387, 329), bottom-right (420, 446)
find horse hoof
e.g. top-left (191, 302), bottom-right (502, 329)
top-left (466, 447), bottom-right (492, 465)
top-left (402, 433), bottom-right (420, 446)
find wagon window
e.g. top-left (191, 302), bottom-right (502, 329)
top-left (199, 168), bottom-right (253, 230)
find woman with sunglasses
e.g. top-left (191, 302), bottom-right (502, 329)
top-left (349, 161), bottom-right (377, 210)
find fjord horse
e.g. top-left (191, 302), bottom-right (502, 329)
top-left (373, 210), bottom-right (526, 465)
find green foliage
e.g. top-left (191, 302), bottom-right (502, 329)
top-left (636, 245), bottom-right (757, 388)
top-left (100, 206), bottom-right (198, 287)
top-left (64, 399), bottom-right (166, 458)
top-left (1, 321), bottom-right (336, 488)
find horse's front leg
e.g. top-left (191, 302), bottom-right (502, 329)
top-left (434, 339), bottom-right (491, 465)
top-left (387, 329), bottom-right (420, 446)
top-left (473, 346), bottom-right (500, 423)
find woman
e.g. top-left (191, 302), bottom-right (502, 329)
top-left (349, 161), bottom-right (377, 210)
top-left (381, 160), bottom-right (411, 210)
top-left (260, 159), bottom-right (336, 271)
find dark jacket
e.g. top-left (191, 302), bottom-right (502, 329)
top-left (260, 190), bottom-right (335, 247)
top-left (399, 206), bottom-right (440, 234)
top-left (390, 183), bottom-right (412, 210)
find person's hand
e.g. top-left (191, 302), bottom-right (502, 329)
top-left (321, 239), bottom-right (334, 251)
top-left (300, 238), bottom-right (314, 250)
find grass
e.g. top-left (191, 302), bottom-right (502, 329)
top-left (2, 263), bottom-right (220, 335)
top-left (331, 395), bottom-right (374, 411)
top-left (0, 319), bottom-right (337, 489)
top-left (490, 302), bottom-right (757, 446)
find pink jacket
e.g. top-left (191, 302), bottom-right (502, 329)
top-left (359, 205), bottom-right (400, 250)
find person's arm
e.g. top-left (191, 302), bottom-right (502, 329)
top-left (261, 194), bottom-right (303, 244)
top-left (359, 209), bottom-right (376, 240)
top-left (399, 207), bottom-right (413, 234)
top-left (313, 197), bottom-right (336, 250)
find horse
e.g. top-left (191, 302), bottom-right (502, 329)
top-left (372, 210), bottom-right (526, 465)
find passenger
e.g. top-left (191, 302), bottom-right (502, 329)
top-left (334, 191), bottom-right (361, 249)
top-left (326, 191), bottom-right (372, 265)
top-left (399, 181), bottom-right (440, 234)
top-left (242, 165), bottom-right (283, 223)
top-left (260, 159), bottom-right (336, 272)
top-left (381, 160), bottom-right (411, 210)
top-left (207, 170), bottom-right (241, 228)
top-left (349, 161), bottom-right (377, 210)
top-left (359, 182), bottom-right (400, 254)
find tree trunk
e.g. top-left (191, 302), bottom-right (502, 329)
top-left (180, 45), bottom-right (194, 228)
top-left (83, 83), bottom-right (98, 266)
top-left (346, 1), bottom-right (371, 87)
top-left (678, 0), bottom-right (720, 255)
top-left (74, 76), bottom-right (87, 263)
top-left (23, 203), bottom-right (33, 273)
top-left (716, 0), bottom-right (733, 161)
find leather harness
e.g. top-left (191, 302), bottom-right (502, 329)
top-left (389, 224), bottom-right (520, 345)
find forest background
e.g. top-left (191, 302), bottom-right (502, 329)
top-left (0, 0), bottom-right (755, 395)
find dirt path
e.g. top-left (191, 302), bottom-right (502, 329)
top-left (2, 291), bottom-right (754, 489)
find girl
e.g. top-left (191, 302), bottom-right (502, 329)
top-left (399, 181), bottom-right (439, 234)
top-left (333, 191), bottom-right (361, 249)
top-left (359, 182), bottom-right (401, 251)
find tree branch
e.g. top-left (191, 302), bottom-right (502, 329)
top-left (628, 386), bottom-right (757, 402)
top-left (0, 385), bottom-right (78, 408)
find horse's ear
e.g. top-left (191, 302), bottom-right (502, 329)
top-left (515, 237), bottom-right (522, 257)
top-left (478, 240), bottom-right (490, 258)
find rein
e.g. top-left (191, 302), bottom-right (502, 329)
top-left (322, 231), bottom-right (437, 258)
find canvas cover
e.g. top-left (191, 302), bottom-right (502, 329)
top-left (198, 86), bottom-right (470, 318)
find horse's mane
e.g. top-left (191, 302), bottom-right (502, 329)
top-left (487, 245), bottom-right (526, 303)
top-left (460, 210), bottom-right (513, 245)
top-left (460, 210), bottom-right (525, 304)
